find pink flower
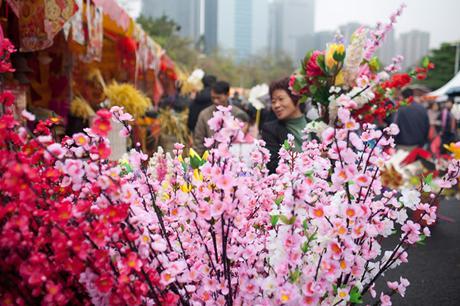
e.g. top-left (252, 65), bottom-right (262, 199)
top-left (380, 293), bottom-right (392, 306)
top-left (21, 110), bottom-right (36, 121)
top-left (46, 143), bottom-right (66, 160)
top-left (336, 95), bottom-right (358, 109)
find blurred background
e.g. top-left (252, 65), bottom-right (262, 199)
top-left (118, 0), bottom-right (460, 90)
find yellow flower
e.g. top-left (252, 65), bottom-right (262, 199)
top-left (193, 169), bottom-right (203, 181)
top-left (178, 155), bottom-right (184, 163)
top-left (180, 183), bottom-right (192, 193)
top-left (335, 70), bottom-right (344, 86)
top-left (326, 43), bottom-right (345, 70)
top-left (202, 150), bottom-right (209, 161)
top-left (189, 148), bottom-right (199, 158)
top-left (444, 142), bottom-right (460, 159)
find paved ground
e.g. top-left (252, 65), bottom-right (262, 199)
top-left (371, 199), bottom-right (460, 305)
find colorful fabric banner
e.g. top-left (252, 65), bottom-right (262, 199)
top-left (70, 0), bottom-right (84, 44)
top-left (16, 0), bottom-right (77, 52)
top-left (81, 0), bottom-right (103, 62)
top-left (92, 0), bottom-right (131, 31)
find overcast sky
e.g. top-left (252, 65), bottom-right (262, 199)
top-left (316, 0), bottom-right (460, 48)
top-left (122, 0), bottom-right (460, 48)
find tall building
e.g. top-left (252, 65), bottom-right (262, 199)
top-left (269, 0), bottom-right (315, 61)
top-left (204, 0), bottom-right (218, 53)
top-left (375, 30), bottom-right (396, 66)
top-left (141, 0), bottom-right (201, 43)
top-left (215, 0), bottom-right (269, 59)
top-left (338, 22), bottom-right (362, 44)
top-left (313, 31), bottom-right (335, 50)
top-left (398, 30), bottom-right (430, 69)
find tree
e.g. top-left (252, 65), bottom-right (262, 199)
top-left (136, 15), bottom-right (295, 88)
top-left (137, 15), bottom-right (199, 70)
top-left (417, 43), bottom-right (457, 90)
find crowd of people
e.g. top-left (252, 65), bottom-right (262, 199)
top-left (161, 73), bottom-right (458, 173)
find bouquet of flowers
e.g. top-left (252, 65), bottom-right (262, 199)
top-left (290, 4), bottom-right (434, 125)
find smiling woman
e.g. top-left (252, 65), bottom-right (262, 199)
top-left (261, 77), bottom-right (307, 173)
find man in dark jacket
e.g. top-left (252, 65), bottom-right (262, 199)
top-left (187, 75), bottom-right (217, 132)
top-left (394, 88), bottom-right (430, 149)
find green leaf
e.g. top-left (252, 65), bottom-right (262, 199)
top-left (301, 241), bottom-right (310, 253)
top-left (275, 195), bottom-right (284, 206)
top-left (190, 156), bottom-right (202, 169)
top-left (424, 173), bottom-right (433, 185)
top-left (417, 234), bottom-right (427, 245)
top-left (283, 139), bottom-right (291, 151)
top-left (369, 56), bottom-right (381, 72)
top-left (299, 95), bottom-right (308, 104)
top-left (309, 84), bottom-right (318, 94)
top-left (289, 269), bottom-right (301, 283)
top-left (280, 215), bottom-right (296, 225)
top-left (421, 56), bottom-right (430, 69)
top-left (349, 286), bottom-right (363, 304)
top-left (302, 219), bottom-right (309, 230)
top-left (316, 54), bottom-right (326, 73)
top-left (270, 215), bottom-right (279, 226)
top-left (333, 51), bottom-right (346, 62)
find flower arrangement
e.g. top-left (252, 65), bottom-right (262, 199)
top-left (289, 4), bottom-right (434, 125)
top-left (1, 6), bottom-right (460, 306)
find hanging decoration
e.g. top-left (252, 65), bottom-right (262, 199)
top-left (16, 0), bottom-right (77, 52)
top-left (92, 0), bottom-right (131, 32)
top-left (82, 0), bottom-right (103, 62)
top-left (70, 0), bottom-right (84, 45)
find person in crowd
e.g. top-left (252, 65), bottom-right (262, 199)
top-left (393, 88), bottom-right (430, 150)
top-left (262, 77), bottom-right (307, 173)
top-left (230, 91), bottom-right (242, 108)
top-left (229, 112), bottom-right (256, 167)
top-left (187, 74), bottom-right (217, 132)
top-left (427, 102), bottom-right (440, 140)
top-left (193, 81), bottom-right (247, 155)
top-left (438, 100), bottom-right (457, 153)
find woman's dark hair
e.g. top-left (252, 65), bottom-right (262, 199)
top-left (269, 77), bottom-right (300, 104)
top-left (211, 81), bottom-right (230, 95)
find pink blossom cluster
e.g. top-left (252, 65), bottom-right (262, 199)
top-left (364, 4), bottom-right (406, 60)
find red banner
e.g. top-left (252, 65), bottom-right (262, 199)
top-left (16, 0), bottom-right (77, 52)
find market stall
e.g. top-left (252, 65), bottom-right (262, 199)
top-left (0, 0), bottom-right (179, 158)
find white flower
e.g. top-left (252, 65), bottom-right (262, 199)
top-left (304, 121), bottom-right (328, 136)
top-left (399, 189), bottom-right (420, 210)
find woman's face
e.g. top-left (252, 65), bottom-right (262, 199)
top-left (271, 89), bottom-right (299, 120)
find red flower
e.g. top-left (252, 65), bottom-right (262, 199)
top-left (0, 91), bottom-right (15, 107)
top-left (160, 292), bottom-right (180, 306)
top-left (92, 117), bottom-right (111, 137)
top-left (124, 251), bottom-right (143, 272)
top-left (306, 51), bottom-right (324, 77)
top-left (416, 73), bottom-right (427, 80)
top-left (95, 275), bottom-right (114, 294)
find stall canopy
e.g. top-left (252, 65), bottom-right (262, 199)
top-left (425, 72), bottom-right (460, 102)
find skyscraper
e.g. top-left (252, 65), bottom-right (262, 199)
top-left (398, 30), bottom-right (430, 69)
top-left (269, 0), bottom-right (315, 61)
top-left (375, 30), bottom-right (396, 66)
top-left (313, 31), bottom-right (335, 50)
top-left (142, 0), bottom-right (201, 43)
top-left (338, 22), bottom-right (362, 44)
top-left (214, 0), bottom-right (269, 59)
top-left (204, 0), bottom-right (218, 54)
